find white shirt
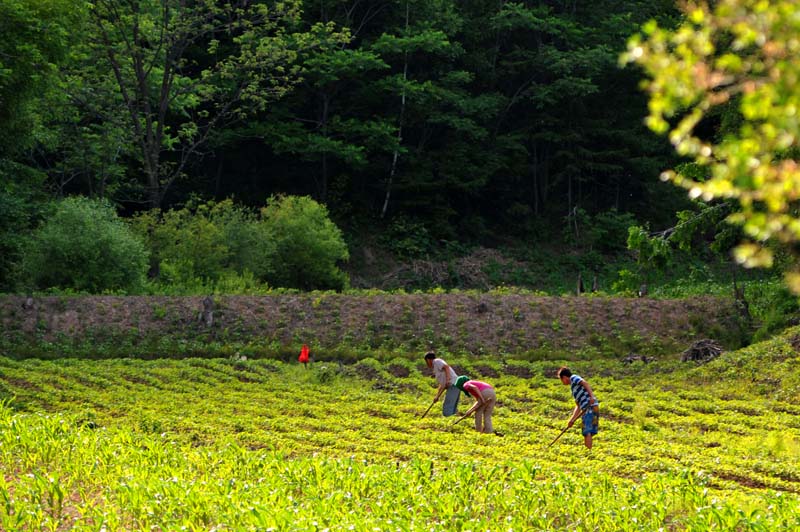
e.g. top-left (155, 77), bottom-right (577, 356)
top-left (432, 359), bottom-right (457, 387)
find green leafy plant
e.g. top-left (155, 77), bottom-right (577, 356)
top-left (624, 0), bottom-right (800, 293)
top-left (2, 337), bottom-right (799, 530)
top-left (261, 195), bottom-right (349, 291)
top-left (19, 197), bottom-right (148, 293)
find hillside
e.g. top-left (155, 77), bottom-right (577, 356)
top-left (0, 294), bottom-right (746, 360)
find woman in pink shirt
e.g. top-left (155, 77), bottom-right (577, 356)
top-left (454, 376), bottom-right (497, 434)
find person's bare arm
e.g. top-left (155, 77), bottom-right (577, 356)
top-left (581, 380), bottom-right (597, 404)
top-left (433, 383), bottom-right (446, 402)
top-left (461, 385), bottom-right (483, 417)
top-left (567, 404), bottom-right (582, 427)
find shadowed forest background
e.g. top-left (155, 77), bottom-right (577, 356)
top-left (0, 0), bottom-right (790, 316)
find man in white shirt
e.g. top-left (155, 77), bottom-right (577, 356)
top-left (424, 351), bottom-right (461, 417)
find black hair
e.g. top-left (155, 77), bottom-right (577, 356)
top-left (424, 352), bottom-right (436, 360)
top-left (557, 366), bottom-right (572, 378)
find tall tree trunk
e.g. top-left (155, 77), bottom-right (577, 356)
top-left (531, 139), bottom-right (539, 216)
top-left (381, 0), bottom-right (410, 219)
top-left (567, 174), bottom-right (573, 217)
top-left (320, 91), bottom-right (330, 202)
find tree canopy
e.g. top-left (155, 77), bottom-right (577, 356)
top-left (5, 0), bottom-right (753, 292)
top-left (2, 0), bottom-right (685, 226)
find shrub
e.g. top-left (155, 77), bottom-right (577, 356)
top-left (131, 197), bottom-right (346, 292)
top-left (131, 202), bottom-right (229, 281)
top-left (20, 196), bottom-right (148, 292)
top-left (749, 281), bottom-right (800, 343)
top-left (564, 208), bottom-right (637, 254)
top-left (380, 216), bottom-right (434, 259)
top-left (261, 195), bottom-right (349, 291)
top-left (132, 199), bottom-right (276, 286)
top-left (213, 203), bottom-right (275, 281)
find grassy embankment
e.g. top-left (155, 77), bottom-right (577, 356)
top-left (0, 293), bottom-right (748, 361)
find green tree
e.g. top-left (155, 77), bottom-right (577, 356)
top-left (191, 0), bottom-right (682, 243)
top-left (476, 0), bottom-right (681, 227)
top-left (85, 0), bottom-right (317, 207)
top-left (0, 0), bottom-right (79, 290)
top-left (261, 18), bottom-right (388, 203)
top-left (0, 162), bottom-right (51, 291)
top-left (624, 0), bottom-right (800, 291)
top-left (41, 53), bottom-right (136, 200)
top-left (20, 197), bottom-right (149, 292)
top-left (0, 0), bottom-right (77, 154)
top-left (262, 195), bottom-right (349, 290)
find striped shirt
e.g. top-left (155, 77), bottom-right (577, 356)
top-left (570, 374), bottom-right (597, 409)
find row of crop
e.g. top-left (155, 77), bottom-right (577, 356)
top-left (2, 356), bottom-right (799, 495)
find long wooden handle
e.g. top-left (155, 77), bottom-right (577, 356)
top-left (420, 400), bottom-right (436, 419)
top-left (547, 425), bottom-right (570, 448)
top-left (453, 403), bottom-right (479, 424)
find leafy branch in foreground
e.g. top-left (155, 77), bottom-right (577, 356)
top-left (623, 0), bottom-right (800, 291)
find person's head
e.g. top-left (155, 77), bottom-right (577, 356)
top-left (424, 351), bottom-right (436, 368)
top-left (557, 366), bottom-right (572, 385)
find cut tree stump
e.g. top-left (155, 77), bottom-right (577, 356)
top-left (200, 296), bottom-right (214, 328)
top-left (681, 339), bottom-right (723, 363)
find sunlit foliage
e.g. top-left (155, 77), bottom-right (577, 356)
top-left (624, 1), bottom-right (800, 291)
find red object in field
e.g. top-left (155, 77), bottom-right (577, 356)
top-left (299, 344), bottom-right (310, 363)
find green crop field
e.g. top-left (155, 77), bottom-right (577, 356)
top-left (2, 331), bottom-right (800, 531)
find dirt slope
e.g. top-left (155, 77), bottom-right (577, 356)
top-left (0, 294), bottom-right (744, 358)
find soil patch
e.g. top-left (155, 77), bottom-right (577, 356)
top-left (504, 365), bottom-right (533, 378)
top-left (713, 471), bottom-right (771, 491)
top-left (473, 365), bottom-right (499, 378)
top-left (353, 363), bottom-right (382, 381)
top-left (388, 364), bottom-right (410, 378)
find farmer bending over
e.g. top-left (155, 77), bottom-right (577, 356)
top-left (558, 366), bottom-right (599, 449)
top-left (455, 376), bottom-right (497, 434)
top-left (424, 351), bottom-right (460, 417)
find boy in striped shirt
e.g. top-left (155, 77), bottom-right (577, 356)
top-left (558, 367), bottom-right (599, 449)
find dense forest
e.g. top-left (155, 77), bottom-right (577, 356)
top-left (0, 0), bottom-right (784, 295)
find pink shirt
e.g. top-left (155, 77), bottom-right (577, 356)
top-left (464, 380), bottom-right (493, 392)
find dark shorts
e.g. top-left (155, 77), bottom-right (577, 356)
top-left (582, 407), bottom-right (599, 436)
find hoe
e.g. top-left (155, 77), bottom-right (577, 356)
top-left (419, 399), bottom-right (436, 419)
